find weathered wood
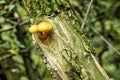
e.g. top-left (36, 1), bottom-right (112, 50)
top-left (23, 0), bottom-right (111, 80)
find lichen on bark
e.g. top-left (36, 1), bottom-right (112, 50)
top-left (23, 0), bottom-right (110, 80)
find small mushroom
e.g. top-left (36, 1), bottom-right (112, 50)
top-left (37, 22), bottom-right (53, 39)
top-left (28, 24), bottom-right (39, 33)
top-left (28, 22), bottom-right (53, 40)
top-left (28, 22), bottom-right (53, 45)
top-left (38, 22), bottom-right (53, 32)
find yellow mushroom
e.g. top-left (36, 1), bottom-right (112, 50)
top-left (37, 22), bottom-right (53, 39)
top-left (28, 24), bottom-right (39, 33)
top-left (28, 22), bottom-right (53, 40)
top-left (38, 22), bottom-right (53, 32)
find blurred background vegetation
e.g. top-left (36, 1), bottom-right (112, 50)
top-left (0, 0), bottom-right (120, 80)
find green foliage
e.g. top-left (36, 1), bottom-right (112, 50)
top-left (83, 0), bottom-right (120, 79)
top-left (0, 0), bottom-right (54, 80)
top-left (0, 0), bottom-right (120, 80)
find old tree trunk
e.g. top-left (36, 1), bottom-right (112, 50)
top-left (23, 0), bottom-right (111, 80)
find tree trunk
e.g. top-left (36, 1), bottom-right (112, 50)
top-left (23, 0), bottom-right (111, 80)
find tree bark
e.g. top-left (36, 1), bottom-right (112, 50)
top-left (23, 0), bottom-right (111, 80)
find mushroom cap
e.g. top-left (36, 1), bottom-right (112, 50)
top-left (38, 22), bottom-right (53, 32)
top-left (29, 25), bottom-right (39, 33)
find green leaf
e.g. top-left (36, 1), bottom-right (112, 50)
top-left (0, 16), bottom-right (5, 23)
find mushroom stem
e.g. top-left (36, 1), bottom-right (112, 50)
top-left (38, 32), bottom-right (48, 39)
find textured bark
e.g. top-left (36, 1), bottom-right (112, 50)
top-left (23, 0), bottom-right (111, 80)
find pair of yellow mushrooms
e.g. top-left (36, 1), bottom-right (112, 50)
top-left (29, 22), bottom-right (53, 39)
